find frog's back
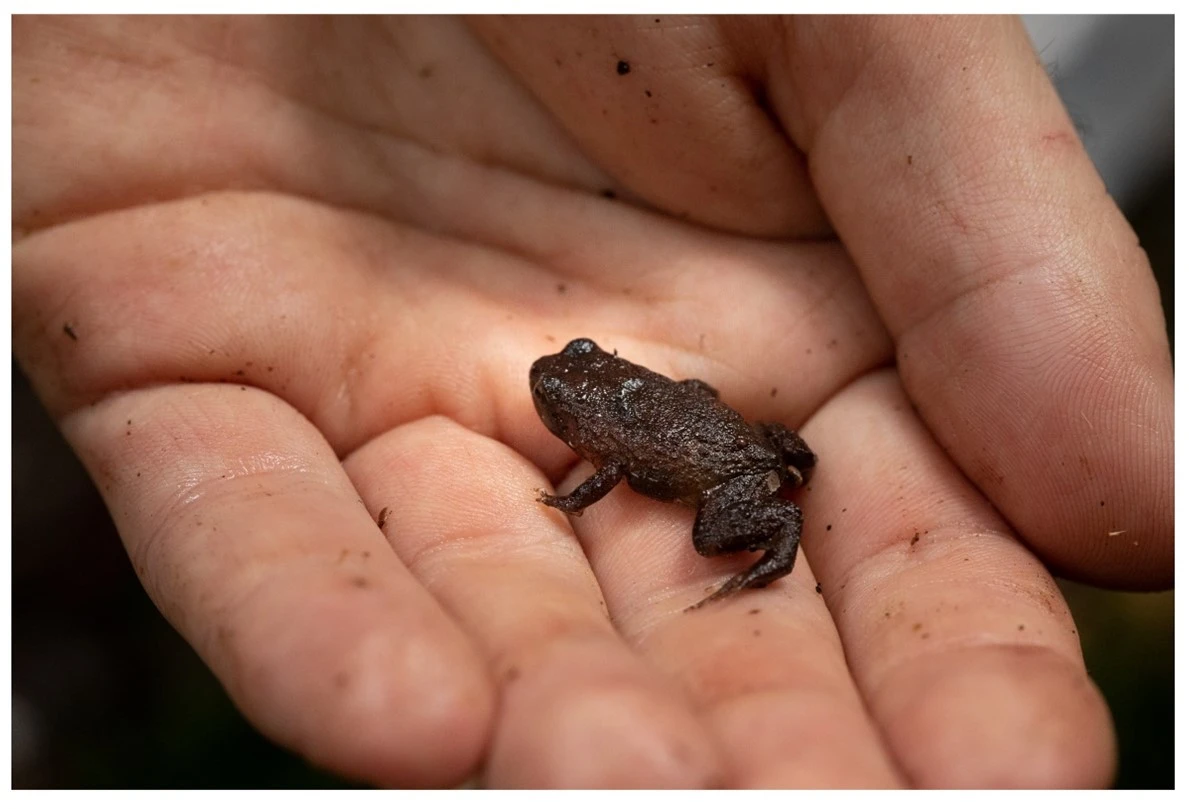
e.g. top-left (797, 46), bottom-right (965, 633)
top-left (615, 369), bottom-right (778, 502)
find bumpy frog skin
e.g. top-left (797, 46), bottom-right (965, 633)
top-left (530, 338), bottom-right (816, 609)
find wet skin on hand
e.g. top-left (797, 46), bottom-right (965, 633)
top-left (529, 338), bottom-right (816, 609)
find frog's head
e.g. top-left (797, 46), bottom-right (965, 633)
top-left (529, 338), bottom-right (612, 446)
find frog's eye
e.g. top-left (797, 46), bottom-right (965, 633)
top-left (563, 337), bottom-right (598, 356)
top-left (534, 375), bottom-right (564, 398)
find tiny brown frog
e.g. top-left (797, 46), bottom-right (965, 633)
top-left (530, 338), bottom-right (816, 609)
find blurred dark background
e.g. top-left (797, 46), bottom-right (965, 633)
top-left (10, 15), bottom-right (1174, 788)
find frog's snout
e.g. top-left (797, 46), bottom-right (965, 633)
top-left (529, 366), bottom-right (560, 432)
top-left (529, 362), bottom-right (552, 402)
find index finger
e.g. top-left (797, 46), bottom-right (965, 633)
top-left (769, 15), bottom-right (1171, 586)
top-left (54, 384), bottom-right (495, 786)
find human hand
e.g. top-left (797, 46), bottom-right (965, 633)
top-left (12, 15), bottom-right (1170, 787)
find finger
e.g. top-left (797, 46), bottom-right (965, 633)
top-left (11, 191), bottom-right (578, 465)
top-left (59, 385), bottom-right (494, 786)
top-left (805, 370), bottom-right (1114, 788)
top-left (13, 190), bottom-right (891, 476)
top-left (343, 416), bottom-right (724, 788)
top-left (469, 15), bottom-right (829, 237)
top-left (559, 470), bottom-right (901, 786)
top-left (769, 16), bottom-right (1172, 586)
top-left (13, 16), bottom-right (609, 232)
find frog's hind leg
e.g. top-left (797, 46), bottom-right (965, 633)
top-left (688, 474), bottom-right (803, 610)
top-left (758, 422), bottom-right (816, 486)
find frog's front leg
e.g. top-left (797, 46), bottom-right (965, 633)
top-left (687, 473), bottom-right (803, 610)
top-left (537, 460), bottom-right (624, 516)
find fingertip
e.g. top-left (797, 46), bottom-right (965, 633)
top-left (875, 644), bottom-right (1116, 788)
top-left (264, 619), bottom-right (496, 788)
top-left (488, 677), bottom-right (723, 789)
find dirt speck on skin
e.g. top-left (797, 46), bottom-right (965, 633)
top-left (1018, 624), bottom-right (1026, 631)
top-left (616, 60), bottom-right (631, 75)
top-left (350, 576), bottom-right (369, 589)
top-left (600, 188), bottom-right (617, 199)
top-left (912, 622), bottom-right (923, 632)
top-left (815, 582), bottom-right (822, 594)
top-left (910, 532), bottom-right (920, 546)
top-left (748, 608), bottom-right (761, 615)
top-left (504, 666), bottom-right (521, 683)
top-left (333, 671), bottom-right (350, 689)
top-left (907, 155), bottom-right (913, 165)
top-left (752, 629), bottom-right (761, 638)
top-left (770, 387), bottom-right (778, 397)
top-left (63, 322), bottom-right (78, 341)
top-left (826, 524), bottom-right (832, 532)
top-left (377, 506), bottom-right (390, 530)
top-left (556, 282), bottom-right (567, 294)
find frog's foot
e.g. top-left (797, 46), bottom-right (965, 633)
top-left (683, 545), bottom-right (794, 611)
top-left (758, 422), bottom-right (816, 487)
top-left (535, 489), bottom-right (585, 517)
top-left (684, 571), bottom-right (753, 611)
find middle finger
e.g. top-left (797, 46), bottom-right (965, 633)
top-left (344, 415), bottom-right (724, 788)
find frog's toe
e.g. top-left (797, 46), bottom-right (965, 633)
top-left (684, 573), bottom-right (751, 612)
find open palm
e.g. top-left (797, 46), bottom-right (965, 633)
top-left (13, 16), bottom-right (1171, 787)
